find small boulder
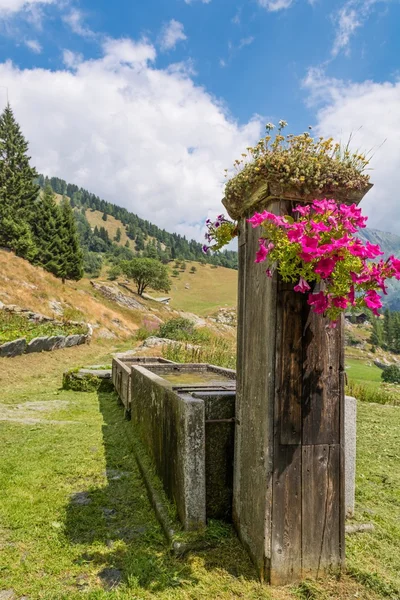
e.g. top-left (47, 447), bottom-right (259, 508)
top-left (0, 338), bottom-right (27, 358)
top-left (64, 334), bottom-right (87, 347)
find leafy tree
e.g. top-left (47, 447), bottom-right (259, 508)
top-left (59, 199), bottom-right (84, 283)
top-left (83, 250), bottom-right (102, 277)
top-left (172, 269), bottom-right (179, 277)
top-left (120, 258), bottom-right (170, 296)
top-left (108, 264), bottom-right (122, 281)
top-left (102, 211), bottom-right (107, 221)
top-left (125, 240), bottom-right (130, 248)
top-left (190, 266), bottom-right (197, 274)
top-left (114, 227), bottom-right (121, 243)
top-left (0, 103), bottom-right (39, 259)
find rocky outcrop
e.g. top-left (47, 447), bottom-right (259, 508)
top-left (91, 281), bottom-right (145, 311)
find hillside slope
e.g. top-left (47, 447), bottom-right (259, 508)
top-left (0, 250), bottom-right (148, 339)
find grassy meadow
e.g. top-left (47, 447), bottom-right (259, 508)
top-left (0, 341), bottom-right (399, 600)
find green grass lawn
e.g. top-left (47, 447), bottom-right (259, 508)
top-left (0, 344), bottom-right (399, 599)
top-left (345, 358), bottom-right (382, 389)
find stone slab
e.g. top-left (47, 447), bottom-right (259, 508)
top-left (0, 338), bottom-right (27, 358)
top-left (345, 395), bottom-right (357, 517)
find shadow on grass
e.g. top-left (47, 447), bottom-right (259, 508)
top-left (64, 389), bottom-right (198, 592)
top-left (64, 388), bottom-right (260, 594)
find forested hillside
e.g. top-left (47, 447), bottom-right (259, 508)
top-left (38, 174), bottom-right (238, 271)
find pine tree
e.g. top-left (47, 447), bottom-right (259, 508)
top-left (0, 103), bottom-right (39, 259)
top-left (59, 199), bottom-right (84, 283)
top-left (31, 184), bottom-right (65, 277)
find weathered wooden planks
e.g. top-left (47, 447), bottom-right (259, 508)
top-left (233, 200), bottom-right (345, 585)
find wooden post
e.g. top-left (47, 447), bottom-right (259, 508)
top-left (228, 188), bottom-right (371, 585)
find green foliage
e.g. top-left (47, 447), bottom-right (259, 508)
top-left (162, 336), bottom-right (236, 369)
top-left (0, 104), bottom-right (40, 260)
top-left (102, 211), bottom-right (107, 221)
top-left (190, 266), bottom-right (197, 274)
top-left (107, 264), bottom-right (122, 281)
top-left (31, 184), bottom-right (65, 276)
top-left (381, 364), bottom-right (400, 384)
top-left (121, 257), bottom-right (170, 296)
top-left (172, 269), bottom-right (180, 277)
top-left (82, 250), bottom-right (102, 277)
top-left (158, 318), bottom-right (195, 341)
top-left (114, 227), bottom-right (122, 242)
top-left (59, 198), bottom-right (84, 282)
top-left (370, 309), bottom-right (400, 353)
top-left (0, 311), bottom-right (86, 344)
top-left (346, 380), bottom-right (398, 406)
top-left (225, 121), bottom-right (371, 209)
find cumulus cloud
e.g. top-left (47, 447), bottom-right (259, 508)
top-left (159, 19), bottom-right (187, 52)
top-left (24, 38), bottom-right (42, 53)
top-left (257, 0), bottom-right (294, 11)
top-left (304, 68), bottom-right (400, 235)
top-left (184, 0), bottom-right (211, 4)
top-left (0, 38), bottom-right (261, 239)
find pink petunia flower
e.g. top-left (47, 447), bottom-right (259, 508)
top-left (294, 276), bottom-right (311, 293)
top-left (255, 240), bottom-right (269, 263)
top-left (333, 296), bottom-right (348, 309)
top-left (307, 291), bottom-right (330, 314)
top-left (314, 257), bottom-right (337, 279)
top-left (364, 289), bottom-right (382, 316)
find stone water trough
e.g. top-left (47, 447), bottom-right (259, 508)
top-left (111, 356), bottom-right (357, 533)
top-left (130, 362), bottom-right (236, 531)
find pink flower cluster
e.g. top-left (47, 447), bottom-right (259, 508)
top-left (247, 199), bottom-right (400, 321)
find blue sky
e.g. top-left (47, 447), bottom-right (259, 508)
top-left (0, 0), bottom-right (399, 238)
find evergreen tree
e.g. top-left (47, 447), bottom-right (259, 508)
top-left (0, 104), bottom-right (39, 259)
top-left (114, 227), bottom-right (121, 243)
top-left (31, 184), bottom-right (64, 276)
top-left (59, 199), bottom-right (83, 283)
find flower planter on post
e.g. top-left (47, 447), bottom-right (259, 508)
top-left (223, 181), bottom-right (372, 585)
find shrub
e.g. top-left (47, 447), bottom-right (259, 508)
top-left (158, 318), bottom-right (195, 341)
top-left (381, 364), bottom-right (400, 384)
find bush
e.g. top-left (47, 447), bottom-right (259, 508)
top-left (381, 364), bottom-right (400, 384)
top-left (158, 318), bottom-right (195, 341)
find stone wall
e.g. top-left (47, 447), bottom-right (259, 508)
top-left (0, 302), bottom-right (92, 358)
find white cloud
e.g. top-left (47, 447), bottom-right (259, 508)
top-left (24, 38), bottom-right (42, 53)
top-left (159, 19), bottom-right (187, 52)
top-left (331, 0), bottom-right (391, 57)
top-left (0, 38), bottom-right (261, 239)
top-left (304, 68), bottom-right (400, 235)
top-left (332, 3), bottom-right (362, 56)
top-left (62, 49), bottom-right (83, 69)
top-left (184, 0), bottom-right (211, 4)
top-left (63, 8), bottom-right (94, 38)
top-left (257, 0), bottom-right (294, 11)
top-left (0, 0), bottom-right (54, 15)
top-left (238, 36), bottom-right (254, 49)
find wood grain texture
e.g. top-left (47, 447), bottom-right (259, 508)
top-left (270, 445), bottom-right (302, 585)
top-left (302, 444), bottom-right (341, 577)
